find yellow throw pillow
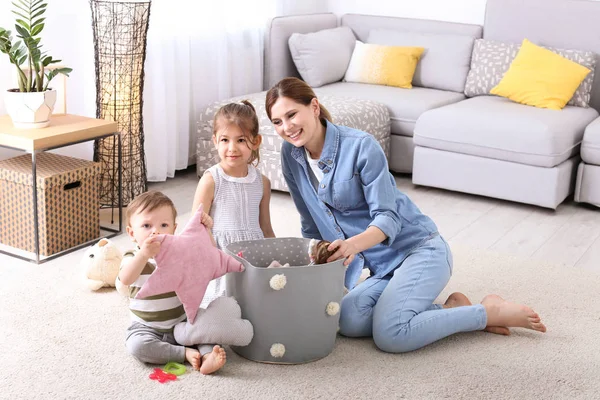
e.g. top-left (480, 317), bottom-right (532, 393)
top-left (344, 41), bottom-right (424, 89)
top-left (490, 39), bottom-right (591, 110)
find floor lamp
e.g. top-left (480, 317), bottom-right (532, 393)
top-left (90, 0), bottom-right (151, 208)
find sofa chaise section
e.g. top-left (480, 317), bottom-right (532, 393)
top-left (413, 96), bottom-right (598, 208)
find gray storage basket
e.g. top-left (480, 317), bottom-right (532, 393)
top-left (225, 238), bottom-right (346, 364)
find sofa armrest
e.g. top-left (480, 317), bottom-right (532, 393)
top-left (263, 13), bottom-right (337, 90)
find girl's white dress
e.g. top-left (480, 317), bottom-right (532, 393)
top-left (200, 164), bottom-right (264, 307)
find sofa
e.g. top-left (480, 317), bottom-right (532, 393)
top-left (197, 0), bottom-right (600, 209)
top-left (412, 0), bottom-right (600, 209)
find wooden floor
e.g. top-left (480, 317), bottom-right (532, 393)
top-left (151, 167), bottom-right (600, 273)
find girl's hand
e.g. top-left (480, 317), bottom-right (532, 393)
top-left (140, 234), bottom-right (162, 259)
top-left (326, 239), bottom-right (358, 266)
top-left (200, 212), bottom-right (214, 229)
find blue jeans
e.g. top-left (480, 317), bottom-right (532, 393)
top-left (339, 234), bottom-right (487, 353)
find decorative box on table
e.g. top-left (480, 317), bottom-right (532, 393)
top-left (0, 153), bottom-right (101, 256)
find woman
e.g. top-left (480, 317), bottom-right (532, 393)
top-left (265, 77), bottom-right (546, 353)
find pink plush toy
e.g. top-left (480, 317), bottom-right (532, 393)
top-left (136, 205), bottom-right (244, 323)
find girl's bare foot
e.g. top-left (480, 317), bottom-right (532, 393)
top-left (444, 292), bottom-right (511, 336)
top-left (199, 345), bottom-right (227, 375)
top-left (481, 294), bottom-right (546, 333)
top-left (185, 348), bottom-right (201, 370)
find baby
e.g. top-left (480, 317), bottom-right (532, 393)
top-left (118, 190), bottom-right (226, 374)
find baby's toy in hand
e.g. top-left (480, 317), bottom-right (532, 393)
top-left (174, 296), bottom-right (254, 346)
top-left (136, 205), bottom-right (244, 324)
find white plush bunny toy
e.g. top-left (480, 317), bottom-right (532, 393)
top-left (82, 238), bottom-right (123, 292)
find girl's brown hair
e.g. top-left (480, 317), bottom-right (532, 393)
top-left (213, 100), bottom-right (261, 166)
top-left (265, 77), bottom-right (332, 127)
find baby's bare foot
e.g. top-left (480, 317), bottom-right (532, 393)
top-left (185, 348), bottom-right (201, 371)
top-left (200, 345), bottom-right (227, 375)
top-left (481, 294), bottom-right (546, 333)
top-left (444, 292), bottom-right (511, 336)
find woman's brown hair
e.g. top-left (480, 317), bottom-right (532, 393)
top-left (265, 77), bottom-right (332, 127)
top-left (213, 100), bottom-right (261, 166)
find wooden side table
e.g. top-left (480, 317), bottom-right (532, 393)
top-left (0, 114), bottom-right (121, 264)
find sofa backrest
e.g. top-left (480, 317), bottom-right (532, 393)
top-left (484, 0), bottom-right (600, 112)
top-left (263, 13), bottom-right (337, 90)
top-left (263, 12), bottom-right (483, 92)
top-left (342, 14), bottom-right (482, 92)
top-left (340, 14), bottom-right (482, 42)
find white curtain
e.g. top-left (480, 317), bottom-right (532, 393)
top-left (143, 0), bottom-right (277, 181)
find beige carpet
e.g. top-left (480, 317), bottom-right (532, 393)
top-left (1, 241), bottom-right (599, 400)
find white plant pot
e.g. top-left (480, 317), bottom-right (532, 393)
top-left (4, 89), bottom-right (57, 129)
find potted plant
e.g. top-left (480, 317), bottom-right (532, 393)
top-left (0, 0), bottom-right (72, 129)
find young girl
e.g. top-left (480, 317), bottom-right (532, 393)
top-left (192, 100), bottom-right (276, 304)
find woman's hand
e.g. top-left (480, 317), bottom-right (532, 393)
top-left (326, 239), bottom-right (359, 266)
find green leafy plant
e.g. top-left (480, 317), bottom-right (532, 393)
top-left (0, 0), bottom-right (72, 93)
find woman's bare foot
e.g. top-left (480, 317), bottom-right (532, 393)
top-left (443, 292), bottom-right (472, 308)
top-left (444, 292), bottom-right (511, 336)
top-left (481, 294), bottom-right (546, 333)
top-left (199, 345), bottom-right (227, 375)
top-left (185, 348), bottom-right (201, 370)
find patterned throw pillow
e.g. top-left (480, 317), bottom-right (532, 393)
top-left (464, 38), bottom-right (596, 107)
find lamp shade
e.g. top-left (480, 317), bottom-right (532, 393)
top-left (90, 0), bottom-right (151, 207)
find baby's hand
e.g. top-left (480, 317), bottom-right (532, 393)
top-left (140, 234), bottom-right (162, 259)
top-left (200, 212), bottom-right (214, 229)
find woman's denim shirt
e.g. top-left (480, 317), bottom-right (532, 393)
top-left (281, 120), bottom-right (439, 290)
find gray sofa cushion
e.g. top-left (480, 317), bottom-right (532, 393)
top-left (414, 96), bottom-right (599, 168)
top-left (368, 29), bottom-right (475, 93)
top-left (582, 117), bottom-right (600, 165)
top-left (316, 82), bottom-right (465, 136)
top-left (464, 38), bottom-right (596, 108)
top-left (264, 14), bottom-right (338, 89)
top-left (288, 27), bottom-right (356, 88)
